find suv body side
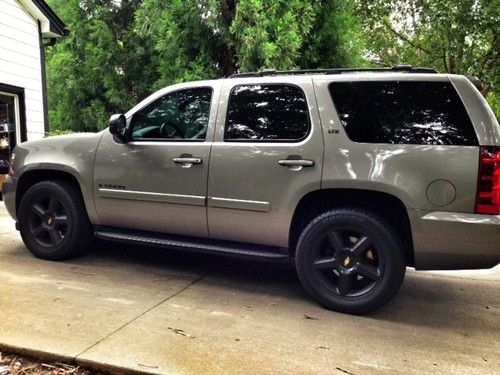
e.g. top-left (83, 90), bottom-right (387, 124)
top-left (3, 73), bottom-right (499, 271)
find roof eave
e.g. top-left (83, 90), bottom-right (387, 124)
top-left (18, 0), bottom-right (69, 38)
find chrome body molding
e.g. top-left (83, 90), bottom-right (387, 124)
top-left (208, 197), bottom-right (271, 212)
top-left (98, 188), bottom-right (205, 206)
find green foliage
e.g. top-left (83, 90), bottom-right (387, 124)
top-left (46, 0), bottom-right (159, 132)
top-left (45, 0), bottom-right (499, 132)
top-left (486, 91), bottom-right (500, 118)
top-left (356, 0), bottom-right (500, 117)
top-left (299, 1), bottom-right (367, 69)
top-left (135, 0), bottom-right (223, 87)
top-left (46, 129), bottom-right (74, 137)
top-left (46, 0), bottom-right (364, 131)
top-left (230, 0), bottom-right (317, 70)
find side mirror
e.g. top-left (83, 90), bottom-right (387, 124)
top-left (109, 114), bottom-right (127, 142)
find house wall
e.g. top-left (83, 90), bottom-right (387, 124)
top-left (0, 0), bottom-right (45, 141)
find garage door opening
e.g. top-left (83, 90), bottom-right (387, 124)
top-left (0, 85), bottom-right (26, 176)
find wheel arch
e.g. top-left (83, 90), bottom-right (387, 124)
top-left (15, 167), bottom-right (90, 221)
top-left (289, 188), bottom-right (415, 266)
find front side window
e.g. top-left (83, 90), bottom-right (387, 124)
top-left (329, 81), bottom-right (478, 146)
top-left (225, 84), bottom-right (310, 141)
top-left (131, 87), bottom-right (212, 141)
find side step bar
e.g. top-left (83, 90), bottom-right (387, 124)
top-left (95, 227), bottom-right (290, 262)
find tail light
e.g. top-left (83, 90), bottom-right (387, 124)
top-left (475, 146), bottom-right (500, 215)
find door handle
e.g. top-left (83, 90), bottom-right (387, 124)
top-left (173, 157), bottom-right (202, 164)
top-left (278, 159), bottom-right (314, 167)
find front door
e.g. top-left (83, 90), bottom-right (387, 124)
top-left (93, 84), bottom-right (220, 237)
top-left (207, 78), bottom-right (323, 247)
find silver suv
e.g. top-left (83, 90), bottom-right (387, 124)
top-left (2, 66), bottom-right (499, 314)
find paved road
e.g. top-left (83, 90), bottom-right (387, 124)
top-left (0, 204), bottom-right (499, 374)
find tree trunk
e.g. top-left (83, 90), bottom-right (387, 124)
top-left (220, 0), bottom-right (237, 76)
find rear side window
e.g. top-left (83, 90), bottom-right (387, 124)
top-left (329, 81), bottom-right (478, 145)
top-left (225, 84), bottom-right (310, 141)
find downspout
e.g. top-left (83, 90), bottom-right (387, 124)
top-left (38, 20), bottom-right (53, 136)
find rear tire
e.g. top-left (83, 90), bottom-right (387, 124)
top-left (18, 180), bottom-right (93, 260)
top-left (295, 208), bottom-right (406, 314)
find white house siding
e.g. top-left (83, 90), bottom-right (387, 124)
top-left (0, 0), bottom-right (45, 141)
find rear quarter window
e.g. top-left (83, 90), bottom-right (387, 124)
top-left (329, 81), bottom-right (478, 146)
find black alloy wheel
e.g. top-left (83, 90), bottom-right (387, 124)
top-left (295, 209), bottom-right (406, 314)
top-left (311, 229), bottom-right (383, 297)
top-left (19, 180), bottom-right (93, 260)
top-left (27, 194), bottom-right (69, 248)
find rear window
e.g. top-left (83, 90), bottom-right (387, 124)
top-left (329, 81), bottom-right (478, 146)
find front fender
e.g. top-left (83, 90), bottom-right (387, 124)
top-left (11, 132), bottom-right (104, 224)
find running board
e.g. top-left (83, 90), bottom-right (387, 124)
top-left (95, 227), bottom-right (290, 262)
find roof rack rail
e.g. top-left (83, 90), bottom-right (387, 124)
top-left (229, 65), bottom-right (438, 78)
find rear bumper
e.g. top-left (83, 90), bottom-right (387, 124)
top-left (1, 175), bottom-right (17, 221)
top-left (410, 210), bottom-right (500, 270)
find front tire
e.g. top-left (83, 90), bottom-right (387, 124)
top-left (295, 209), bottom-right (406, 314)
top-left (18, 180), bottom-right (93, 260)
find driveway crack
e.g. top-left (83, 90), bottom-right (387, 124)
top-left (74, 274), bottom-right (205, 358)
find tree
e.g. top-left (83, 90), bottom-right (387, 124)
top-left (46, 0), bottom-right (159, 132)
top-left (356, 0), bottom-right (500, 116)
top-left (46, 0), bottom-right (365, 131)
top-left (136, 0), bottom-right (365, 85)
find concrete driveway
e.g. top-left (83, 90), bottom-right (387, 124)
top-left (0, 204), bottom-right (499, 374)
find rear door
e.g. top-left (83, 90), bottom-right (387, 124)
top-left (207, 77), bottom-right (323, 247)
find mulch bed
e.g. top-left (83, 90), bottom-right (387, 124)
top-left (0, 351), bottom-right (100, 375)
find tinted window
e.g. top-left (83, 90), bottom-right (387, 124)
top-left (225, 84), bottom-right (310, 141)
top-left (131, 87), bottom-right (212, 140)
top-left (329, 81), bottom-right (478, 145)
